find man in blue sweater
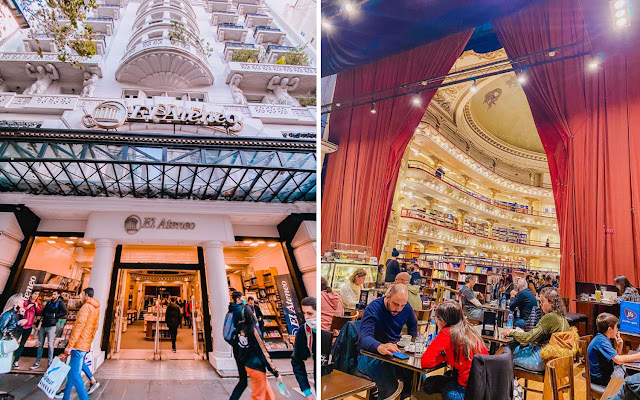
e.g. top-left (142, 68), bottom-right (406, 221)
top-left (509, 278), bottom-right (538, 329)
top-left (357, 284), bottom-right (418, 399)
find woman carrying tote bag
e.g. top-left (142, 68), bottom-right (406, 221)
top-left (0, 293), bottom-right (28, 400)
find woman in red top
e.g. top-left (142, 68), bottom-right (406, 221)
top-left (421, 301), bottom-right (488, 400)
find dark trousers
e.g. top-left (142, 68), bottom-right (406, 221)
top-left (230, 346), bottom-right (248, 400)
top-left (168, 326), bottom-right (178, 350)
top-left (13, 327), bottom-right (32, 362)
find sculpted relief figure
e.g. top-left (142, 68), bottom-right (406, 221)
top-left (81, 72), bottom-right (99, 97)
top-left (229, 73), bottom-right (247, 105)
top-left (266, 75), bottom-right (299, 106)
top-left (23, 63), bottom-right (59, 95)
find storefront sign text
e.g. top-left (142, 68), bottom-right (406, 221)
top-left (125, 215), bottom-right (196, 235)
top-left (82, 100), bottom-right (243, 133)
top-left (275, 274), bottom-right (303, 336)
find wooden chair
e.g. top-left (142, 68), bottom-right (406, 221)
top-left (330, 314), bottom-right (357, 335)
top-left (514, 367), bottom-right (545, 400)
top-left (580, 335), bottom-right (606, 400)
top-left (414, 309), bottom-right (430, 321)
top-left (563, 297), bottom-right (588, 334)
top-left (383, 380), bottom-right (404, 400)
top-left (547, 355), bottom-right (575, 400)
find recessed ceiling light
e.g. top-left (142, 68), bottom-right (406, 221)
top-left (257, 241), bottom-right (265, 244)
top-left (47, 240), bottom-right (56, 244)
top-left (83, 240), bottom-right (91, 244)
top-left (69, 237), bottom-right (77, 239)
top-left (613, 0), bottom-right (625, 9)
top-left (268, 243), bottom-right (277, 247)
top-left (250, 243), bottom-right (259, 247)
top-left (615, 9), bottom-right (626, 17)
top-left (65, 240), bottom-right (74, 244)
top-left (243, 240), bottom-right (252, 244)
top-left (50, 236), bottom-right (58, 239)
top-left (615, 17), bottom-right (628, 26)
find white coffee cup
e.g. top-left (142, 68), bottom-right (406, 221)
top-left (399, 334), bottom-right (412, 347)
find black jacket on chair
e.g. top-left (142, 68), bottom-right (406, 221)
top-left (465, 347), bottom-right (514, 400)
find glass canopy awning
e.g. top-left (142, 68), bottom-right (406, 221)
top-left (0, 128), bottom-right (316, 203)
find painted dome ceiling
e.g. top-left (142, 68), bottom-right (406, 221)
top-left (469, 73), bottom-right (544, 154)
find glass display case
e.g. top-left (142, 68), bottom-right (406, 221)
top-left (321, 260), bottom-right (378, 290)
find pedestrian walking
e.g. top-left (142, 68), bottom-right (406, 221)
top-left (13, 291), bottom-right (41, 368)
top-left (166, 297), bottom-right (181, 352)
top-left (62, 288), bottom-right (100, 400)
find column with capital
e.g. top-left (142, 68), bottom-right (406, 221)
top-left (88, 238), bottom-right (116, 369)
top-left (202, 240), bottom-right (236, 373)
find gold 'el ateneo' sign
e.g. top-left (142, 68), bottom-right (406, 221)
top-left (82, 101), bottom-right (243, 133)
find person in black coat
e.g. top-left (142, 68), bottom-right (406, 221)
top-left (247, 297), bottom-right (265, 337)
top-left (384, 249), bottom-right (401, 283)
top-left (292, 297), bottom-right (330, 400)
top-left (165, 297), bottom-right (181, 352)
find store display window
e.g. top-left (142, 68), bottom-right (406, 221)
top-left (11, 236), bottom-right (95, 355)
top-left (225, 240), bottom-right (304, 355)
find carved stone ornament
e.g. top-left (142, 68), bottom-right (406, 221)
top-left (81, 72), bottom-right (99, 98)
top-left (229, 73), bottom-right (247, 105)
top-left (24, 63), bottom-right (59, 95)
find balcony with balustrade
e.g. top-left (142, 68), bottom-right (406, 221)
top-left (244, 13), bottom-right (272, 28)
top-left (217, 23), bottom-right (248, 42)
top-left (211, 11), bottom-right (239, 26)
top-left (96, 4), bottom-right (120, 19)
top-left (253, 25), bottom-right (286, 45)
top-left (223, 42), bottom-right (258, 62)
top-left (116, 0), bottom-right (213, 89)
top-left (207, 0), bottom-right (233, 12)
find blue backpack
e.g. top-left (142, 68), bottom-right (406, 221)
top-left (223, 309), bottom-right (244, 344)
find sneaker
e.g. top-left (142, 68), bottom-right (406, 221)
top-left (54, 390), bottom-right (64, 399)
top-left (12, 361), bottom-right (18, 369)
top-left (87, 382), bottom-right (100, 395)
top-left (172, 348), bottom-right (176, 353)
top-left (29, 363), bottom-right (39, 370)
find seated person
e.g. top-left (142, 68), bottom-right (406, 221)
top-left (340, 268), bottom-right (367, 309)
top-left (320, 277), bottom-right (343, 332)
top-left (501, 287), bottom-right (570, 371)
top-left (421, 301), bottom-right (488, 400)
top-left (614, 275), bottom-right (640, 303)
top-left (460, 275), bottom-right (484, 321)
top-left (509, 278), bottom-right (538, 329)
top-left (410, 264), bottom-right (422, 286)
top-left (357, 284), bottom-right (418, 399)
top-left (538, 275), bottom-right (554, 292)
top-left (393, 272), bottom-right (421, 311)
top-left (588, 313), bottom-right (640, 387)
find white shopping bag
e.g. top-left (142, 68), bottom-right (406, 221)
top-left (38, 356), bottom-right (71, 399)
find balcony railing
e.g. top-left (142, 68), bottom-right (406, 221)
top-left (266, 45), bottom-right (294, 53)
top-left (400, 208), bottom-right (561, 249)
top-left (246, 13), bottom-right (268, 17)
top-left (254, 25), bottom-right (280, 32)
top-left (87, 17), bottom-right (114, 21)
top-left (407, 160), bottom-right (557, 218)
top-left (219, 23), bottom-right (244, 29)
top-left (121, 38), bottom-right (208, 63)
top-left (225, 42), bottom-right (255, 50)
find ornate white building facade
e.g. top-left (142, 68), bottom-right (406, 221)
top-left (0, 0), bottom-right (316, 374)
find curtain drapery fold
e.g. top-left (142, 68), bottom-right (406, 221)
top-left (494, 0), bottom-right (640, 299)
top-left (321, 30), bottom-right (473, 258)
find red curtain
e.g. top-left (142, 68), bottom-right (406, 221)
top-left (494, 0), bottom-right (640, 300)
top-left (321, 30), bottom-right (472, 258)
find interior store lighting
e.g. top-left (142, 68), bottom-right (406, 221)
top-left (69, 236), bottom-right (77, 239)
top-left (345, 2), bottom-right (353, 12)
top-left (47, 240), bottom-right (56, 244)
top-left (268, 243), bottom-right (277, 247)
top-left (50, 236), bottom-right (58, 239)
top-left (243, 240), bottom-right (252, 244)
top-left (322, 18), bottom-right (332, 30)
top-left (517, 71), bottom-right (526, 84)
top-left (412, 96), bottom-right (422, 106)
top-left (83, 240), bottom-right (91, 244)
top-left (65, 240), bottom-right (74, 244)
top-left (370, 102), bottom-right (376, 114)
top-left (588, 56), bottom-right (601, 70)
top-left (470, 79), bottom-right (478, 93)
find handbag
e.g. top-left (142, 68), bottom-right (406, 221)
top-left (38, 356), bottom-right (71, 399)
top-left (513, 343), bottom-right (544, 371)
top-left (1, 337), bottom-right (18, 355)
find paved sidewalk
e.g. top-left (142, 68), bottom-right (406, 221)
top-left (0, 360), bottom-right (312, 400)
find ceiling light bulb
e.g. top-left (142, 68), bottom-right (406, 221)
top-left (517, 73), bottom-right (526, 84)
top-left (548, 50), bottom-right (556, 57)
top-left (268, 243), bottom-right (277, 247)
top-left (470, 80), bottom-right (478, 93)
top-left (616, 17), bottom-right (628, 26)
top-left (370, 102), bottom-right (376, 114)
top-left (615, 9), bottom-right (626, 17)
top-left (412, 96), bottom-right (421, 106)
top-left (589, 58), bottom-right (600, 69)
top-left (47, 240), bottom-right (56, 244)
top-left (345, 2), bottom-right (353, 12)
top-left (613, 0), bottom-right (625, 9)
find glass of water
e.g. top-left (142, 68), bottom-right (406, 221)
top-left (414, 334), bottom-right (426, 357)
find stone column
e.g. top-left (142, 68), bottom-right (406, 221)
top-left (291, 221), bottom-right (316, 296)
top-left (202, 240), bottom-right (236, 373)
top-left (0, 213), bottom-right (24, 293)
top-left (88, 238), bottom-right (116, 369)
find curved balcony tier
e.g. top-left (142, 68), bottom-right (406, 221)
top-left (116, 38), bottom-right (213, 89)
top-left (400, 208), bottom-right (560, 249)
top-left (406, 161), bottom-right (557, 220)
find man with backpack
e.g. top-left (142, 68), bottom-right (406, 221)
top-left (31, 290), bottom-right (67, 370)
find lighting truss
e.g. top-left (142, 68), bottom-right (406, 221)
top-left (321, 41), bottom-right (590, 115)
top-left (0, 128), bottom-right (316, 203)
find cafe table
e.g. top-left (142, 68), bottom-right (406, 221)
top-left (474, 325), bottom-right (513, 354)
top-left (601, 377), bottom-right (625, 400)
top-left (620, 331), bottom-right (640, 352)
top-left (572, 298), bottom-right (619, 335)
top-left (623, 350), bottom-right (640, 374)
top-left (360, 349), bottom-right (447, 394)
top-left (321, 370), bottom-right (377, 400)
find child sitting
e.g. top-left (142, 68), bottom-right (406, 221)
top-left (588, 313), bottom-right (640, 386)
